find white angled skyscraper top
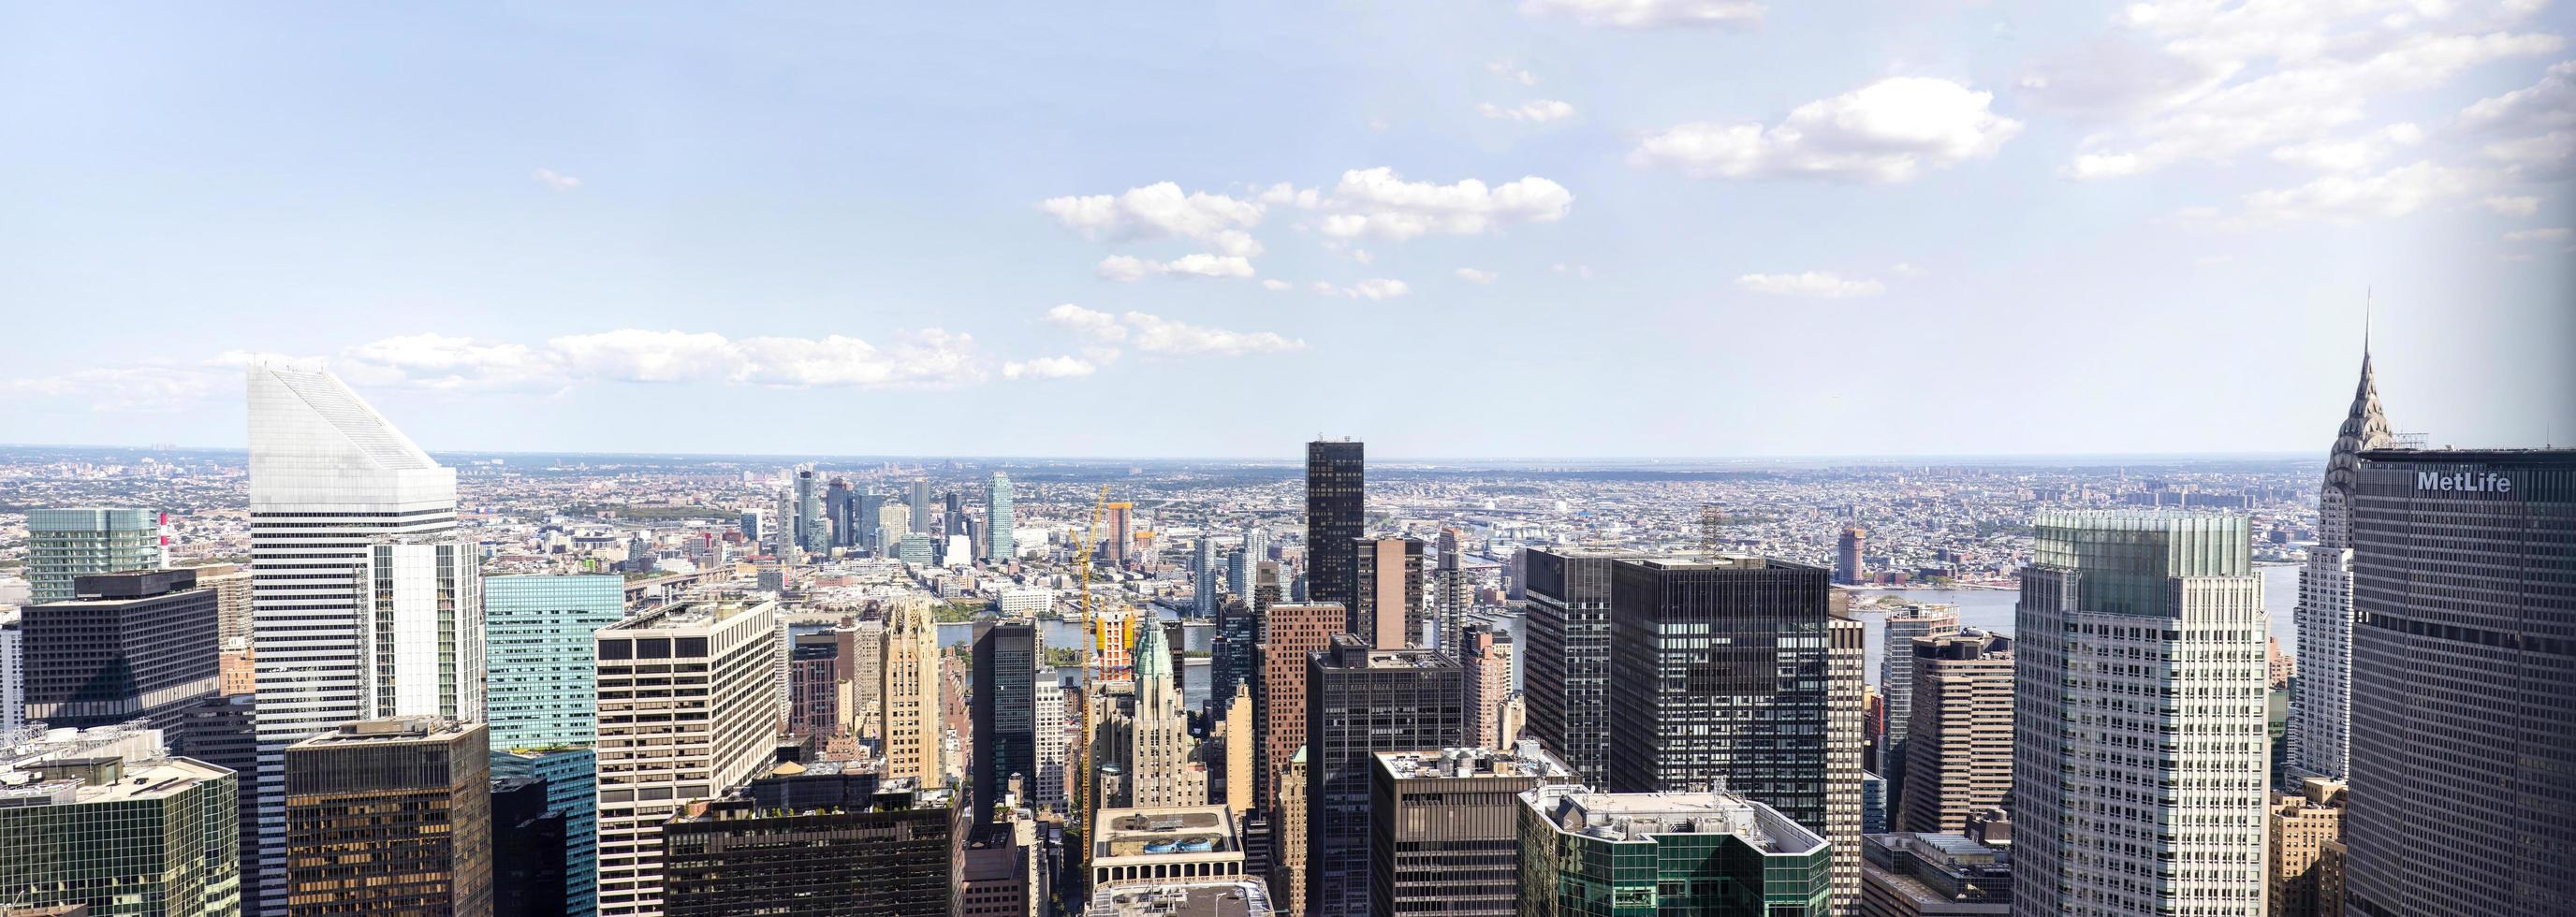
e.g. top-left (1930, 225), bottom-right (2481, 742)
top-left (244, 360), bottom-right (483, 913)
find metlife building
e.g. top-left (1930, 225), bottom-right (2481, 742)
top-left (2345, 449), bottom-right (2576, 917)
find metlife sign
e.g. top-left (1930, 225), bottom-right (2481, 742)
top-left (2415, 471), bottom-right (2516, 494)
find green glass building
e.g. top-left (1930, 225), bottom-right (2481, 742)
top-left (482, 574), bottom-right (622, 917)
top-left (0, 753), bottom-right (241, 917)
top-left (1517, 784), bottom-right (1831, 917)
top-left (25, 507), bottom-right (161, 604)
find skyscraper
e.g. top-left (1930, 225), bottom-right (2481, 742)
top-left (1898, 629), bottom-right (2012, 835)
top-left (1351, 536), bottom-right (1423, 648)
top-left (882, 598), bottom-right (944, 787)
top-left (908, 477), bottom-right (931, 534)
top-left (1879, 604), bottom-right (1959, 812)
top-left (796, 470), bottom-right (825, 552)
top-left (1104, 620), bottom-right (1205, 808)
top-left (1304, 439), bottom-right (1365, 612)
top-left (18, 569), bottom-right (220, 733)
top-left (0, 746), bottom-right (240, 917)
top-left (2011, 512), bottom-right (2268, 917)
top-left (284, 719), bottom-right (492, 917)
top-left (1305, 634), bottom-right (1464, 917)
top-left (1368, 749), bottom-right (1569, 917)
top-left (1194, 534), bottom-right (1222, 616)
top-left (1104, 502), bottom-right (1134, 568)
top-left (1520, 548), bottom-right (1628, 788)
top-left (2344, 449), bottom-right (2574, 917)
top-left (1460, 623), bottom-right (1513, 750)
top-left (2288, 341), bottom-right (2394, 784)
top-left (825, 476), bottom-right (856, 548)
top-left (2267, 778), bottom-right (2347, 917)
top-left (1517, 783), bottom-right (1835, 917)
top-left (1211, 595), bottom-right (1258, 708)
top-left (593, 597), bottom-right (782, 916)
top-left (1032, 676), bottom-right (1070, 813)
top-left (1255, 603), bottom-right (1342, 813)
top-left (245, 361), bottom-right (480, 915)
top-left (25, 507), bottom-right (163, 604)
top-left (986, 472), bottom-right (1016, 561)
top-left (483, 575), bottom-right (624, 750)
top-left (972, 622), bottom-right (1036, 820)
top-left (1835, 525), bottom-right (1866, 585)
top-left (662, 774), bottom-right (963, 917)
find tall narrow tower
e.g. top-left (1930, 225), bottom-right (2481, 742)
top-left (985, 472), bottom-right (1016, 561)
top-left (1305, 439), bottom-right (1366, 611)
top-left (882, 598), bottom-right (944, 787)
top-left (2289, 334), bottom-right (2393, 783)
top-left (245, 362), bottom-right (480, 915)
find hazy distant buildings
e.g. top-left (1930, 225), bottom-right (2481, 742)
top-left (2012, 512), bottom-right (2268, 917)
top-left (986, 472), bottom-right (1016, 560)
top-left (1835, 525), bottom-right (1865, 586)
top-left (593, 597), bottom-right (781, 916)
top-left (1899, 630), bottom-right (2012, 836)
top-left (284, 719), bottom-right (491, 917)
top-left (245, 362), bottom-right (481, 915)
top-left (1304, 440), bottom-right (1365, 612)
top-left (18, 569), bottom-right (220, 734)
top-left (1306, 634), bottom-right (1463, 917)
top-left (25, 507), bottom-right (162, 604)
top-left (2345, 450), bottom-right (2575, 917)
top-left (1350, 536), bottom-right (1423, 649)
top-left (1518, 783), bottom-right (1834, 917)
top-left (2289, 342), bottom-right (2394, 784)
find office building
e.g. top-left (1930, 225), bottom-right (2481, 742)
top-left (961, 816), bottom-right (1035, 917)
top-left (1303, 440), bottom-right (1365, 612)
top-left (2345, 450), bottom-right (2575, 916)
top-left (2011, 512), bottom-right (2269, 917)
top-left (2268, 779), bottom-right (2347, 917)
top-left (168, 693), bottom-right (260, 911)
top-left (1104, 502), bottom-right (1134, 568)
top-left (1459, 623), bottom-right (1513, 750)
top-left (245, 362), bottom-right (481, 915)
top-left (593, 597), bottom-right (782, 917)
top-left (987, 472), bottom-right (1017, 560)
top-left (1862, 772), bottom-right (1888, 835)
top-left (1434, 527), bottom-right (1473, 649)
top-left (1899, 630), bottom-right (2012, 836)
top-left (1033, 676), bottom-right (1071, 813)
top-left (1211, 595), bottom-right (1258, 707)
top-left (186, 563), bottom-right (255, 645)
top-left (882, 598), bottom-right (944, 787)
top-left (787, 633), bottom-right (842, 738)
top-left (493, 775), bottom-right (569, 917)
top-left (1878, 605), bottom-right (1958, 804)
top-left (825, 476), bottom-right (855, 548)
top-left (662, 776), bottom-right (962, 917)
top-left (2289, 340), bottom-right (2394, 784)
top-left (0, 610), bottom-right (21, 736)
top-left (1305, 635), bottom-right (1464, 917)
top-left (1084, 880), bottom-right (1270, 917)
top-left (908, 478), bottom-right (930, 534)
top-left (0, 746), bottom-right (239, 917)
top-left (1368, 749), bottom-right (1568, 917)
top-left (1230, 526), bottom-right (1269, 598)
top-left (24, 507), bottom-right (162, 604)
top-left (1517, 783), bottom-right (1834, 917)
top-left (840, 617), bottom-right (885, 735)
top-left (738, 508), bottom-right (765, 544)
top-left (283, 719), bottom-right (491, 916)
top-left (1195, 535), bottom-right (1222, 616)
top-left (1254, 603), bottom-right (1341, 812)
top-left (1218, 682), bottom-right (1255, 817)
top-left (484, 574), bottom-right (623, 750)
top-left (1090, 805), bottom-right (1248, 889)
top-left (1090, 624), bottom-right (1208, 810)
top-left (493, 746), bottom-right (600, 916)
top-left (1829, 612), bottom-right (1866, 914)
top-left (1836, 526), bottom-right (1866, 585)
top-left (1859, 832), bottom-right (2012, 917)
top-left (18, 569), bottom-right (219, 733)
top-left (1521, 548), bottom-right (1628, 788)
top-left (973, 622), bottom-right (1038, 819)
top-left (1350, 536), bottom-right (1422, 648)
top-left (1607, 558), bottom-right (1832, 822)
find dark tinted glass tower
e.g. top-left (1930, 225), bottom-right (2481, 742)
top-left (2345, 450), bottom-right (2576, 917)
top-left (491, 776), bottom-right (568, 917)
top-left (972, 623), bottom-right (1037, 820)
top-left (1304, 439), bottom-right (1365, 613)
top-left (662, 780), bottom-right (962, 917)
top-left (1305, 634), bottom-right (1464, 917)
top-left (21, 568), bottom-right (221, 733)
top-left (283, 719), bottom-right (493, 917)
top-left (908, 478), bottom-right (930, 534)
top-left (1212, 595), bottom-right (1259, 707)
top-left (1521, 548), bottom-right (1629, 788)
top-left (1606, 558), bottom-right (1832, 828)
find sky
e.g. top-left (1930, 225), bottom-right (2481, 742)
top-left (4, 1), bottom-right (2571, 458)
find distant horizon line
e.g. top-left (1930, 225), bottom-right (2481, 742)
top-left (1, 441), bottom-right (2332, 465)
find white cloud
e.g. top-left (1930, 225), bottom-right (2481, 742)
top-left (3, 366), bottom-right (222, 412)
top-left (1520, 0), bottom-right (1764, 30)
top-left (1312, 279), bottom-right (1412, 299)
top-left (1269, 167), bottom-right (1573, 240)
top-left (1261, 279), bottom-right (1294, 291)
top-left (547, 328), bottom-right (982, 388)
top-left (2463, 60), bottom-right (2576, 132)
top-left (1003, 356), bottom-right (1099, 380)
top-left (337, 333), bottom-right (557, 391)
top-left (1735, 271), bottom-right (1886, 298)
top-left (1043, 304), bottom-right (1128, 342)
top-left (1039, 182), bottom-right (1266, 256)
top-left (2270, 124), bottom-right (2425, 172)
top-left (534, 168), bottom-right (581, 192)
top-left (1488, 60), bottom-right (1540, 86)
top-left (2213, 161), bottom-right (2502, 226)
top-left (2504, 226), bottom-right (2571, 240)
top-left (2482, 129), bottom-right (2573, 167)
top-left (1631, 78), bottom-right (2022, 182)
top-left (1120, 312), bottom-right (1308, 356)
top-left (1456, 268), bottom-right (1499, 284)
top-left (1889, 262), bottom-right (1927, 277)
top-left (1478, 99), bottom-right (1579, 123)
top-left (1094, 253), bottom-right (1257, 282)
top-left (1551, 263), bottom-right (1596, 278)
top-left (2484, 194), bottom-right (2542, 215)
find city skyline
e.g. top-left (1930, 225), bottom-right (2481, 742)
top-left (6, 4), bottom-right (2571, 458)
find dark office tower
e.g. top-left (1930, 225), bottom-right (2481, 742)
top-left (1305, 439), bottom-right (1366, 612)
top-left (908, 477), bottom-right (930, 534)
top-left (20, 568), bottom-right (220, 733)
top-left (1305, 633), bottom-right (1465, 917)
top-left (825, 477), bottom-right (855, 548)
top-left (856, 490), bottom-right (887, 552)
top-left (1900, 630), bottom-right (2012, 835)
top-left (972, 623), bottom-right (1037, 821)
top-left (1836, 526), bottom-right (1866, 584)
top-left (1879, 604), bottom-right (1958, 814)
top-left (786, 633), bottom-right (842, 738)
top-left (1211, 595), bottom-right (1258, 708)
top-left (661, 779), bottom-right (964, 917)
top-left (1522, 548), bottom-right (1630, 788)
top-left (795, 470), bottom-right (820, 549)
top-left (1607, 558), bottom-right (1832, 822)
top-left (2345, 449), bottom-right (2576, 917)
top-left (1255, 603), bottom-right (1343, 813)
top-left (284, 719), bottom-right (493, 917)
top-left (173, 693), bottom-right (263, 916)
top-left (1350, 536), bottom-right (1424, 648)
top-left (1367, 749), bottom-right (1568, 917)
top-left (944, 491), bottom-right (966, 539)
top-left (492, 776), bottom-right (569, 917)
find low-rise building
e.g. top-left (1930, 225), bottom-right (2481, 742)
top-left (1090, 805), bottom-right (1246, 891)
top-left (1517, 784), bottom-right (1833, 917)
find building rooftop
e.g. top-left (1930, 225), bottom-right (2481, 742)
top-left (1085, 880), bottom-right (1271, 917)
top-left (606, 596), bottom-right (771, 632)
top-left (1523, 785), bottom-right (1825, 856)
top-left (0, 754), bottom-right (231, 809)
top-left (1091, 805), bottom-right (1240, 861)
top-left (286, 717), bottom-right (478, 750)
top-left (1375, 747), bottom-right (1571, 781)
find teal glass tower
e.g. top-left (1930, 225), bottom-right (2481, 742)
top-left (26, 507), bottom-right (162, 604)
top-left (483, 574), bottom-right (623, 916)
top-left (986, 472), bottom-right (1015, 561)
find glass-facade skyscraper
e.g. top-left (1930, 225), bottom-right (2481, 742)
top-left (2345, 449), bottom-right (2575, 917)
top-left (985, 472), bottom-right (1015, 560)
top-left (970, 622), bottom-right (1036, 820)
top-left (1304, 440), bottom-right (1365, 612)
top-left (25, 506), bottom-right (162, 604)
top-left (483, 573), bottom-right (622, 917)
top-left (1306, 633), bottom-right (1463, 917)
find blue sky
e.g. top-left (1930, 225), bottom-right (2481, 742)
top-left (5, 1), bottom-right (2570, 458)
